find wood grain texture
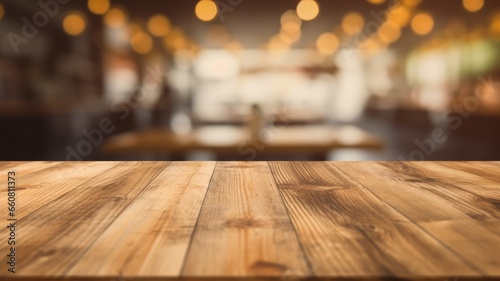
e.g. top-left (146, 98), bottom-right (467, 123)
top-left (269, 161), bottom-right (478, 278)
top-left (183, 162), bottom-right (310, 277)
top-left (0, 161), bottom-right (59, 171)
top-left (334, 162), bottom-right (500, 276)
top-left (335, 162), bottom-right (499, 222)
top-left (0, 162), bottom-right (169, 277)
top-left (0, 161), bottom-right (498, 280)
top-left (0, 162), bottom-right (118, 221)
top-left (69, 162), bottom-right (216, 277)
top-left (408, 162), bottom-right (500, 200)
top-left (0, 161), bottom-right (62, 182)
top-left (439, 161), bottom-right (500, 183)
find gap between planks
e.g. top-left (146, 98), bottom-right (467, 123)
top-left (182, 162), bottom-right (310, 277)
top-left (67, 162), bottom-right (217, 277)
top-left (269, 161), bottom-right (484, 278)
top-left (331, 162), bottom-right (500, 276)
top-left (0, 162), bottom-right (171, 277)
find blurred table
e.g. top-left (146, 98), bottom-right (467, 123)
top-left (0, 100), bottom-right (88, 117)
top-left (103, 125), bottom-right (383, 159)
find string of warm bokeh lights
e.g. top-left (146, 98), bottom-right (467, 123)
top-left (267, 0), bottom-right (420, 56)
top-left (260, 0), bottom-right (495, 58)
top-left (1, 0), bottom-right (497, 57)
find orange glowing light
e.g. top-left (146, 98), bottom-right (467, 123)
top-left (341, 12), bottom-right (365, 35)
top-left (148, 15), bottom-right (171, 37)
top-left (411, 12), bottom-right (434, 36)
top-left (297, 0), bottom-right (319, 21)
top-left (63, 12), bottom-right (86, 36)
top-left (104, 7), bottom-right (127, 28)
top-left (316, 32), bottom-right (339, 55)
top-left (88, 0), bottom-right (110, 15)
top-left (195, 0), bottom-right (218, 22)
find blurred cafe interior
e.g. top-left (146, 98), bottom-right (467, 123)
top-left (1, 0), bottom-right (500, 161)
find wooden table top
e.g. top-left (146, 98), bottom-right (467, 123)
top-left (102, 125), bottom-right (383, 155)
top-left (0, 161), bottom-right (499, 280)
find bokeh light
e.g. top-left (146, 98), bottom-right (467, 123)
top-left (490, 12), bottom-right (500, 36)
top-left (389, 5), bottom-right (411, 27)
top-left (316, 32), bottom-right (339, 55)
top-left (195, 0), bottom-right (218, 22)
top-left (104, 7), bottom-right (127, 28)
top-left (281, 10), bottom-right (302, 33)
top-left (411, 12), bottom-right (434, 36)
top-left (281, 10), bottom-right (301, 25)
top-left (282, 21), bottom-right (301, 34)
top-left (280, 28), bottom-right (301, 44)
top-left (130, 32), bottom-right (153, 54)
top-left (63, 12), bottom-right (87, 36)
top-left (148, 15), bottom-right (171, 37)
top-left (88, 0), bottom-right (110, 15)
top-left (378, 22), bottom-right (401, 43)
top-left (463, 0), bottom-right (484, 13)
top-left (297, 0), bottom-right (319, 21)
top-left (341, 12), bottom-right (365, 35)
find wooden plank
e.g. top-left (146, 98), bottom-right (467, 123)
top-left (270, 161), bottom-right (478, 278)
top-left (0, 161), bottom-right (22, 170)
top-left (0, 162), bottom-right (83, 193)
top-left (0, 162), bottom-right (119, 221)
top-left (0, 162), bottom-right (169, 277)
top-left (419, 219), bottom-right (500, 276)
top-left (183, 162), bottom-right (309, 277)
top-left (466, 161), bottom-right (500, 172)
top-left (407, 162), bottom-right (500, 200)
top-left (0, 161), bottom-right (61, 179)
top-left (438, 162), bottom-right (500, 184)
top-left (68, 162), bottom-right (216, 277)
top-left (398, 162), bottom-right (500, 276)
top-left (335, 162), bottom-right (500, 275)
top-left (336, 162), bottom-right (500, 222)
top-left (0, 162), bottom-right (12, 169)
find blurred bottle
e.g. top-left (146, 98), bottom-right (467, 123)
top-left (248, 103), bottom-right (265, 141)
